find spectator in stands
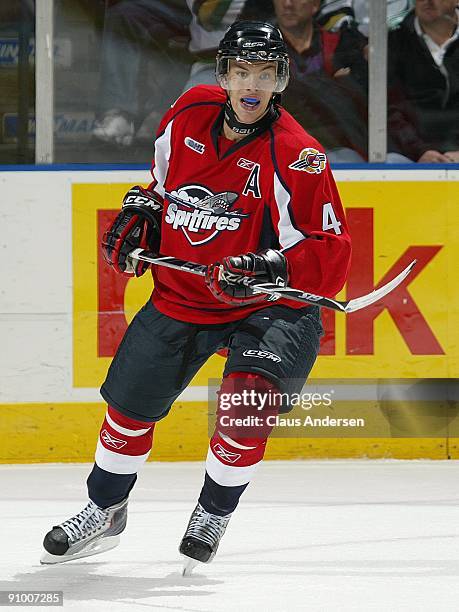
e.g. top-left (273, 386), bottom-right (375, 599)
top-left (387, 0), bottom-right (459, 163)
top-left (316, 0), bottom-right (414, 35)
top-left (93, 1), bottom-right (247, 145)
top-left (183, 0), bottom-right (247, 90)
top-left (242, 0), bottom-right (369, 162)
top-left (315, 0), bottom-right (355, 31)
top-left (93, 0), bottom-right (190, 146)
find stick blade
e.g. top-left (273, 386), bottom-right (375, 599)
top-left (344, 260), bottom-right (417, 313)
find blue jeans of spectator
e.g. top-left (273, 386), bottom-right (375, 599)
top-left (386, 152), bottom-right (413, 163)
top-left (326, 148), bottom-right (366, 164)
top-left (183, 61), bottom-right (216, 92)
top-left (97, 0), bottom-right (189, 123)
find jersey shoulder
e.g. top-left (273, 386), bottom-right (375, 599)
top-left (273, 107), bottom-right (326, 154)
top-left (169, 84), bottom-right (226, 116)
top-left (271, 107), bottom-right (329, 177)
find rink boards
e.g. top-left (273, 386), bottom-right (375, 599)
top-left (0, 167), bottom-right (458, 462)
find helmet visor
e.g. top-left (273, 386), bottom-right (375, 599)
top-left (216, 56), bottom-right (289, 93)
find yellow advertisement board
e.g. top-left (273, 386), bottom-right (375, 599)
top-left (73, 181), bottom-right (457, 388)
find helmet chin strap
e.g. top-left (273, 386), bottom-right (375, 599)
top-left (224, 96), bottom-right (279, 136)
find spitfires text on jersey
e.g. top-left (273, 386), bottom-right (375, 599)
top-left (164, 185), bottom-right (249, 246)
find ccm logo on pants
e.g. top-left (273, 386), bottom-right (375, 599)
top-left (242, 349), bottom-right (281, 362)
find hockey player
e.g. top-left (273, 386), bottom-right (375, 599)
top-left (41, 21), bottom-right (351, 573)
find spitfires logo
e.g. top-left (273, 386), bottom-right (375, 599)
top-left (164, 185), bottom-right (249, 246)
top-left (289, 148), bottom-right (327, 174)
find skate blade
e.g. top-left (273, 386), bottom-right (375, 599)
top-left (40, 534), bottom-right (120, 565)
top-left (182, 556), bottom-right (200, 576)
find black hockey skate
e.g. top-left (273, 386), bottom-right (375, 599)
top-left (179, 503), bottom-right (232, 575)
top-left (41, 498), bottom-right (128, 564)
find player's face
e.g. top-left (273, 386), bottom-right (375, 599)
top-left (226, 61), bottom-right (277, 124)
top-left (273, 0), bottom-right (320, 30)
top-left (415, 0), bottom-right (457, 24)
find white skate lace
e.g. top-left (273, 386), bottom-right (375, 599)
top-left (60, 501), bottom-right (110, 543)
top-left (185, 504), bottom-right (231, 548)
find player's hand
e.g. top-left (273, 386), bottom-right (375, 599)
top-left (101, 186), bottom-right (163, 276)
top-left (206, 249), bottom-right (288, 305)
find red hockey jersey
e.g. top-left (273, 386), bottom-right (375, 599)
top-left (147, 85), bottom-right (351, 324)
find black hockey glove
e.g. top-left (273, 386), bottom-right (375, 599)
top-left (102, 186), bottom-right (163, 276)
top-left (206, 249), bottom-right (288, 306)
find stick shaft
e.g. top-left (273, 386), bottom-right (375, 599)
top-left (128, 248), bottom-right (416, 314)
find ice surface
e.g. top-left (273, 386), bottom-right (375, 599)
top-left (2, 460), bottom-right (459, 612)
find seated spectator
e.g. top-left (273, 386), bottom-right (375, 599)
top-left (93, 0), bottom-right (247, 146)
top-left (317, 0), bottom-right (414, 35)
top-left (316, 0), bottom-right (355, 31)
top-left (387, 0), bottom-right (459, 163)
top-left (183, 0), bottom-right (247, 90)
top-left (93, 0), bottom-right (190, 146)
top-left (242, 0), bottom-right (369, 162)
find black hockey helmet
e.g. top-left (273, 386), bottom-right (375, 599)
top-left (216, 21), bottom-right (290, 93)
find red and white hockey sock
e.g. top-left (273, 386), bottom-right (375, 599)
top-left (206, 430), bottom-right (268, 487)
top-left (200, 373), bottom-right (280, 514)
top-left (95, 405), bottom-right (155, 474)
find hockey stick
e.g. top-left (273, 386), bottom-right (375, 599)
top-left (128, 248), bottom-right (416, 314)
